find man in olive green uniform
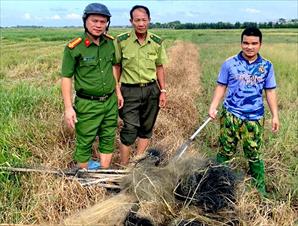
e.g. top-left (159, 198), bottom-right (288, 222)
top-left (61, 3), bottom-right (123, 169)
top-left (114, 5), bottom-right (168, 165)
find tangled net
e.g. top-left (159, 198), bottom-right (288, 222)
top-left (174, 163), bottom-right (238, 213)
top-left (121, 149), bottom-right (240, 225)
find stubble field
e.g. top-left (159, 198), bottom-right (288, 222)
top-left (0, 28), bottom-right (297, 225)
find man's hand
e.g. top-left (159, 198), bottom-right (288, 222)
top-left (159, 92), bottom-right (166, 108)
top-left (64, 107), bottom-right (77, 129)
top-left (208, 107), bottom-right (218, 119)
top-left (265, 89), bottom-right (279, 133)
top-left (116, 90), bottom-right (124, 109)
top-left (271, 116), bottom-right (280, 133)
top-left (208, 84), bottom-right (226, 120)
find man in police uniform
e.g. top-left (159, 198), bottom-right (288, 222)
top-left (114, 5), bottom-right (168, 165)
top-left (208, 27), bottom-right (279, 195)
top-left (61, 3), bottom-right (123, 169)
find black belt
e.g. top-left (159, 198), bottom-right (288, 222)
top-left (76, 91), bottom-right (114, 101)
top-left (121, 81), bottom-right (156, 87)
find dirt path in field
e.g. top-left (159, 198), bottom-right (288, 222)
top-left (152, 40), bottom-right (201, 156)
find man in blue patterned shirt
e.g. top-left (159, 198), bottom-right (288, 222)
top-left (208, 27), bottom-right (279, 196)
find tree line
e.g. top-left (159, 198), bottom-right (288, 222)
top-left (2, 18), bottom-right (297, 29)
top-left (149, 19), bottom-right (298, 29)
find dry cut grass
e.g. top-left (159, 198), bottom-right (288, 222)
top-left (152, 41), bottom-right (201, 157)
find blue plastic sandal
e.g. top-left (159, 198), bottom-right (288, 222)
top-left (87, 159), bottom-right (101, 170)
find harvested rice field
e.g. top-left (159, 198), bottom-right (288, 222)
top-left (0, 28), bottom-right (297, 225)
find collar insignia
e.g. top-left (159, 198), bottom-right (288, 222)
top-left (85, 38), bottom-right (91, 47)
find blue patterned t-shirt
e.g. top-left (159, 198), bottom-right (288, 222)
top-left (217, 52), bottom-right (276, 121)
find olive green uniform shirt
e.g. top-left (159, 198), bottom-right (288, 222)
top-left (62, 33), bottom-right (116, 96)
top-left (114, 30), bottom-right (168, 84)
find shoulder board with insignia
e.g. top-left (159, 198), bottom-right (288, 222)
top-left (103, 33), bottom-right (114, 40)
top-left (150, 34), bottom-right (162, 45)
top-left (117, 32), bottom-right (130, 42)
top-left (67, 37), bottom-right (82, 49)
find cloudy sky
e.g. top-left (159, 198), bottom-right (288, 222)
top-left (1, 0), bottom-right (297, 27)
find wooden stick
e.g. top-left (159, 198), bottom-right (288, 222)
top-left (78, 169), bottom-right (129, 174)
top-left (0, 167), bottom-right (123, 189)
top-left (0, 166), bottom-right (129, 176)
top-left (71, 176), bottom-right (123, 182)
top-left (82, 177), bottom-right (120, 183)
top-left (80, 178), bottom-right (122, 187)
top-left (82, 182), bottom-right (121, 189)
top-left (0, 166), bottom-right (61, 175)
top-left (78, 173), bottom-right (127, 179)
top-left (66, 176), bottom-right (122, 185)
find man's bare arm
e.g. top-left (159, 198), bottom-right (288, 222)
top-left (61, 77), bottom-right (77, 129)
top-left (265, 89), bottom-right (279, 132)
top-left (208, 84), bottom-right (227, 119)
top-left (156, 65), bottom-right (166, 108)
top-left (113, 65), bottom-right (123, 109)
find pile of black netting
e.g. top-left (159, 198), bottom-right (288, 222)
top-left (173, 218), bottom-right (239, 226)
top-left (122, 149), bottom-right (240, 226)
top-left (174, 163), bottom-right (238, 213)
top-left (176, 219), bottom-right (204, 226)
top-left (124, 209), bottom-right (206, 226)
top-left (124, 210), bottom-right (154, 226)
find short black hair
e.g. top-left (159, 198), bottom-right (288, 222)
top-left (130, 5), bottom-right (150, 19)
top-left (241, 27), bottom-right (262, 43)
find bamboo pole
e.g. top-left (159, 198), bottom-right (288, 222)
top-left (0, 166), bottom-right (129, 176)
top-left (78, 169), bottom-right (129, 174)
top-left (78, 173), bottom-right (127, 179)
top-left (80, 178), bottom-right (122, 187)
top-left (0, 166), bottom-right (127, 188)
top-left (0, 166), bottom-right (61, 175)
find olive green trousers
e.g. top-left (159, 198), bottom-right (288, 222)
top-left (74, 94), bottom-right (118, 163)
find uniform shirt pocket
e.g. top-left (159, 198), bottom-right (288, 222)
top-left (146, 52), bottom-right (157, 69)
top-left (103, 54), bottom-right (113, 63)
top-left (101, 55), bottom-right (114, 69)
top-left (78, 58), bottom-right (98, 77)
top-left (79, 59), bottom-right (98, 67)
top-left (122, 53), bottom-right (135, 68)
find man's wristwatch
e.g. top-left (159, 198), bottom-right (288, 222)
top-left (160, 89), bottom-right (167, 93)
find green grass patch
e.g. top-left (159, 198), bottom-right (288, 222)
top-left (0, 82), bottom-right (61, 165)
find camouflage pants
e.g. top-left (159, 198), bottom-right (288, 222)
top-left (217, 108), bottom-right (266, 194)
